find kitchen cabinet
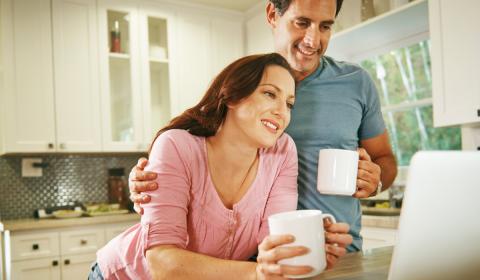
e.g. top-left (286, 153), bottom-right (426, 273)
top-left (11, 257), bottom-right (61, 280)
top-left (98, 0), bottom-right (179, 151)
top-left (0, 0), bottom-right (102, 153)
top-left (429, 0), bottom-right (480, 127)
top-left (4, 221), bottom-right (135, 280)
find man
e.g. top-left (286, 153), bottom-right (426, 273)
top-left (129, 0), bottom-right (397, 252)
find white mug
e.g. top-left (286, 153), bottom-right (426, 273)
top-left (268, 210), bottom-right (336, 278)
top-left (317, 149), bottom-right (359, 196)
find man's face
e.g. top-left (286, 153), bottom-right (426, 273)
top-left (267, 0), bottom-right (336, 80)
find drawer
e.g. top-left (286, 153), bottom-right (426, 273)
top-left (60, 229), bottom-right (104, 255)
top-left (11, 231), bottom-right (60, 261)
top-left (105, 222), bottom-right (136, 242)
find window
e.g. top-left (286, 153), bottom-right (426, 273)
top-left (360, 40), bottom-right (461, 166)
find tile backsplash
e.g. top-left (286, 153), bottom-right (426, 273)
top-left (0, 154), bottom-right (144, 220)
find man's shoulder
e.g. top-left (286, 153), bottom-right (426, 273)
top-left (322, 56), bottom-right (370, 79)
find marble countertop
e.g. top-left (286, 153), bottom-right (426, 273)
top-left (1, 213), bottom-right (399, 232)
top-left (0, 213), bottom-right (140, 232)
top-left (313, 246), bottom-right (393, 279)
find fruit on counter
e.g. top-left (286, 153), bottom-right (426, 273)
top-left (375, 202), bottom-right (390, 208)
top-left (85, 203), bottom-right (121, 213)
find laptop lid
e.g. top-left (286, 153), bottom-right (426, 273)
top-left (388, 151), bottom-right (480, 280)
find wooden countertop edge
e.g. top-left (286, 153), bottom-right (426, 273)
top-left (0, 213), bottom-right (141, 232)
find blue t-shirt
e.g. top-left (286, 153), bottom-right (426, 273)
top-left (285, 56), bottom-right (385, 252)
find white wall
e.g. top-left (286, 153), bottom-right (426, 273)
top-left (244, 0), bottom-right (274, 55)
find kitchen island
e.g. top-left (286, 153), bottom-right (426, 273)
top-left (313, 246), bottom-right (393, 280)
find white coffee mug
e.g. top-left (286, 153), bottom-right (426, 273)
top-left (317, 149), bottom-right (359, 196)
top-left (268, 210), bottom-right (336, 278)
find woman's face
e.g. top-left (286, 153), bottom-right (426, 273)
top-left (227, 65), bottom-right (295, 148)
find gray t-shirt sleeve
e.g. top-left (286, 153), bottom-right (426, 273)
top-left (358, 69), bottom-right (385, 140)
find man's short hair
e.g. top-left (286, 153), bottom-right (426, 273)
top-left (270, 0), bottom-right (344, 17)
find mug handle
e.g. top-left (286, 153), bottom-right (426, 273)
top-left (322, 213), bottom-right (336, 224)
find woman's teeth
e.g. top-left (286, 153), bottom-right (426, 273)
top-left (262, 120), bottom-right (278, 131)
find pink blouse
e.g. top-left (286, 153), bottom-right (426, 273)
top-left (97, 129), bottom-right (298, 279)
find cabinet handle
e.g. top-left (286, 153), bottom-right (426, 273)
top-left (477, 109), bottom-right (480, 117)
top-left (48, 143), bottom-right (54, 149)
top-left (80, 239), bottom-right (88, 245)
top-left (32, 244), bottom-right (39, 250)
top-left (64, 259), bottom-right (70, 265)
top-left (52, 260), bottom-right (58, 266)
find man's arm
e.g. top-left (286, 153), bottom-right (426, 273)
top-left (354, 130), bottom-right (397, 198)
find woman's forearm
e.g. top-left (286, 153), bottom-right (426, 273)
top-left (146, 245), bottom-right (257, 280)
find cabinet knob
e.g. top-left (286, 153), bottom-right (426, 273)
top-left (48, 143), bottom-right (54, 149)
top-left (32, 244), bottom-right (39, 250)
top-left (64, 259), bottom-right (70, 265)
top-left (80, 239), bottom-right (88, 245)
top-left (477, 109), bottom-right (480, 117)
top-left (59, 143), bottom-right (66, 149)
top-left (52, 260), bottom-right (58, 266)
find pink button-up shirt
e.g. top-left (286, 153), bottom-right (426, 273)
top-left (97, 129), bottom-right (298, 279)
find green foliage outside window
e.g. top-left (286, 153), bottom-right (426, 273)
top-left (360, 40), bottom-right (461, 166)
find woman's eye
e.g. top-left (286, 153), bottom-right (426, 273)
top-left (264, 91), bottom-right (276, 98)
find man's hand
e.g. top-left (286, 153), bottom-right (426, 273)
top-left (128, 158), bottom-right (158, 214)
top-left (324, 219), bottom-right (352, 269)
top-left (353, 148), bottom-right (381, 198)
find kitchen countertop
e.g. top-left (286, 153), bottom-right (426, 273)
top-left (0, 213), bottom-right (140, 232)
top-left (0, 213), bottom-right (399, 232)
top-left (313, 246), bottom-right (393, 279)
top-left (361, 215), bottom-right (399, 229)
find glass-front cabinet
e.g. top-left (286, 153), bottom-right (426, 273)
top-left (98, 0), bottom-right (173, 152)
top-left (139, 7), bottom-right (173, 146)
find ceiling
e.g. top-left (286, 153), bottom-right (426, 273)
top-left (185, 0), bottom-right (263, 12)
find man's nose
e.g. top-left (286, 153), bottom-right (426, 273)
top-left (304, 27), bottom-right (321, 49)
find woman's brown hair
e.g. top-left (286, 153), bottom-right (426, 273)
top-left (149, 53), bottom-right (294, 153)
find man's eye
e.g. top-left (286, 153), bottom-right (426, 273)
top-left (295, 21), bottom-right (308, 28)
top-left (321, 24), bottom-right (332, 31)
top-left (287, 103), bottom-right (295, 110)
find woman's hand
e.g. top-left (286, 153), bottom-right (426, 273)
top-left (256, 234), bottom-right (312, 280)
top-left (323, 219), bottom-right (352, 269)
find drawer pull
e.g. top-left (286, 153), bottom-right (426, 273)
top-left (52, 260), bottom-right (58, 266)
top-left (32, 244), bottom-right (39, 250)
top-left (64, 259), bottom-right (70, 265)
top-left (80, 239), bottom-right (88, 245)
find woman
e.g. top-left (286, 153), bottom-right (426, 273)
top-left (91, 53), bottom-right (352, 280)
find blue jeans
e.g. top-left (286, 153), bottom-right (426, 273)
top-left (88, 262), bottom-right (104, 280)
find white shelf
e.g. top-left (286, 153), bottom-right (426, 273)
top-left (149, 57), bottom-right (169, 63)
top-left (109, 52), bottom-right (130, 60)
top-left (326, 0), bottom-right (429, 61)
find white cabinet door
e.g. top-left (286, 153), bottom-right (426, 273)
top-left (12, 257), bottom-right (61, 280)
top-left (98, 0), bottom-right (144, 152)
top-left (138, 4), bottom-right (175, 145)
top-left (171, 13), bottom-right (211, 116)
top-left (61, 253), bottom-right (96, 280)
top-left (52, 0), bottom-right (102, 152)
top-left (2, 0), bottom-right (56, 153)
top-left (430, 0), bottom-right (480, 127)
top-left (104, 222), bottom-right (136, 242)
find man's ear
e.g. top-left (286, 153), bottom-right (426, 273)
top-left (266, 2), bottom-right (277, 28)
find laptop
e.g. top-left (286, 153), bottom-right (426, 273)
top-left (388, 151), bottom-right (480, 280)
